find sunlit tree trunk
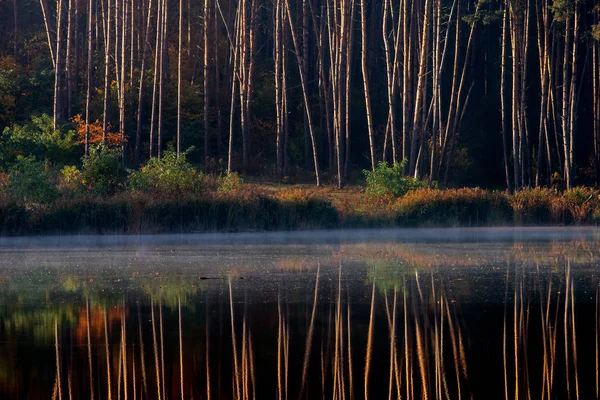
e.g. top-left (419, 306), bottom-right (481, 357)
top-left (135, 0), bottom-right (154, 164)
top-left (359, 0), bottom-right (375, 171)
top-left (275, 0), bottom-right (283, 178)
top-left (103, 0), bottom-right (112, 141)
top-left (203, 0), bottom-right (211, 166)
top-left (150, 0), bottom-right (163, 158)
top-left (66, 0), bottom-right (73, 119)
top-left (177, 0), bottom-right (183, 157)
top-left (85, 0), bottom-right (94, 156)
top-left (54, 0), bottom-right (65, 130)
top-left (157, 0), bottom-right (167, 159)
top-left (500, 4), bottom-right (512, 191)
top-left (284, 0), bottom-right (320, 186)
top-left (120, 0), bottom-right (128, 159)
top-left (409, 0), bottom-right (431, 177)
top-left (40, 0), bottom-right (57, 68)
top-left (382, 0), bottom-right (397, 164)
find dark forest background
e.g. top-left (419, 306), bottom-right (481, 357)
top-left (0, 0), bottom-right (598, 190)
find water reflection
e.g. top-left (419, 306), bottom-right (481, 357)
top-left (0, 237), bottom-right (599, 399)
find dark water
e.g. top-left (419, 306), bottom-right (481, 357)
top-left (1, 228), bottom-right (599, 399)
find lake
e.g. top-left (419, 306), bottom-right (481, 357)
top-left (0, 228), bottom-right (599, 399)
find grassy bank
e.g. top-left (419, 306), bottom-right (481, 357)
top-left (1, 184), bottom-right (599, 235)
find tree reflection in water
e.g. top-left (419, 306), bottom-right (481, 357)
top-left (0, 239), bottom-right (599, 399)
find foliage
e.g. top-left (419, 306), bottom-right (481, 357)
top-left (395, 188), bottom-right (512, 226)
top-left (129, 149), bottom-right (204, 195)
top-left (71, 114), bottom-right (125, 148)
top-left (5, 156), bottom-right (58, 203)
top-left (218, 171), bottom-right (243, 193)
top-left (81, 145), bottom-right (128, 195)
top-left (0, 57), bottom-right (19, 131)
top-left (58, 165), bottom-right (86, 194)
top-left (0, 114), bottom-right (79, 167)
top-left (593, 24), bottom-right (600, 41)
top-left (364, 160), bottom-right (429, 198)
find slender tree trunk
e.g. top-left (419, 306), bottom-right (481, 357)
top-left (500, 4), bottom-right (512, 191)
top-left (178, 0), bottom-right (184, 157)
top-left (594, 8), bottom-right (600, 186)
top-left (409, 0), bottom-right (431, 177)
top-left (382, 0), bottom-right (397, 164)
top-left (13, 0), bottom-right (18, 60)
top-left (85, 0), bottom-right (94, 156)
top-left (103, 0), bottom-right (112, 141)
top-left (157, 0), bottom-right (167, 159)
top-left (561, 4), bottom-right (572, 190)
top-left (344, 0), bottom-right (355, 179)
top-left (284, 0), bottom-right (320, 186)
top-left (275, 0), bottom-right (283, 178)
top-left (302, 0), bottom-right (310, 168)
top-left (227, 4), bottom-right (241, 172)
top-left (359, 0), bottom-right (375, 171)
top-left (66, 0), bottom-right (73, 119)
top-left (150, 0), bottom-right (163, 158)
top-left (134, 0), bottom-right (154, 164)
top-left (215, 1), bottom-right (222, 161)
top-left (40, 0), bottom-right (57, 67)
top-left (120, 0), bottom-right (128, 159)
top-left (54, 0), bottom-right (65, 130)
top-left (566, 0), bottom-right (579, 190)
top-left (203, 0), bottom-right (211, 167)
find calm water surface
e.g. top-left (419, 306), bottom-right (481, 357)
top-left (1, 228), bottom-right (599, 399)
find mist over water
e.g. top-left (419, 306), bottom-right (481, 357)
top-left (0, 228), bottom-right (599, 399)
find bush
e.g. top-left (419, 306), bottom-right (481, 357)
top-left (510, 188), bottom-right (555, 224)
top-left (6, 155), bottom-right (58, 203)
top-left (58, 165), bottom-right (85, 194)
top-left (81, 145), bottom-right (127, 195)
top-left (129, 150), bottom-right (204, 195)
top-left (218, 171), bottom-right (243, 193)
top-left (395, 188), bottom-right (512, 226)
top-left (364, 160), bottom-right (429, 198)
top-left (0, 114), bottom-right (79, 167)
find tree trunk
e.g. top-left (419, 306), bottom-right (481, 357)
top-left (135, 0), bottom-right (154, 164)
top-left (157, 0), bottom-right (168, 158)
top-left (86, 0), bottom-right (94, 155)
top-left (103, 0), bottom-right (112, 141)
top-left (66, 0), bottom-right (73, 119)
top-left (54, 0), bottom-right (65, 130)
top-left (40, 0), bottom-right (57, 68)
top-left (203, 0), bottom-right (211, 167)
top-left (359, 0), bottom-right (375, 171)
top-left (500, 4), bottom-right (512, 191)
top-left (150, 0), bottom-right (163, 158)
top-left (178, 0), bottom-right (184, 157)
top-left (284, 0), bottom-right (320, 186)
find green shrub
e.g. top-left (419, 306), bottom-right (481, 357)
top-left (81, 145), bottom-right (127, 195)
top-left (129, 150), bottom-right (204, 195)
top-left (6, 155), bottom-right (58, 203)
top-left (0, 114), bottom-right (79, 167)
top-left (59, 165), bottom-right (85, 194)
top-left (218, 171), bottom-right (243, 193)
top-left (364, 160), bottom-right (429, 198)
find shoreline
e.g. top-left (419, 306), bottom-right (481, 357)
top-left (1, 186), bottom-right (599, 236)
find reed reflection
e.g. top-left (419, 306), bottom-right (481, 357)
top-left (0, 240), bottom-right (598, 399)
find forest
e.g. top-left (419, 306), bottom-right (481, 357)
top-left (0, 0), bottom-right (599, 233)
top-left (0, 0), bottom-right (597, 187)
